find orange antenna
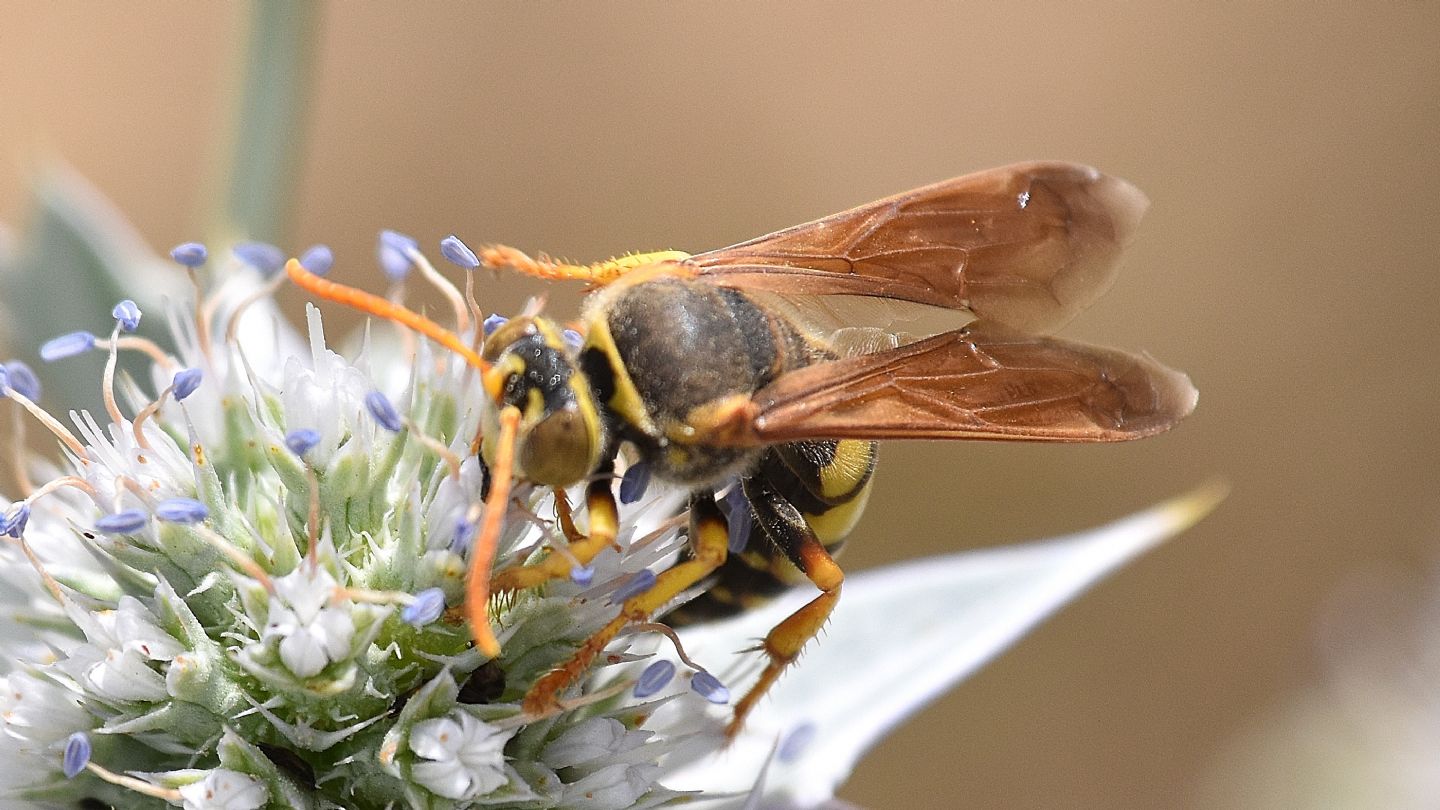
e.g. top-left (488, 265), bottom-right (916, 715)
top-left (466, 404), bottom-right (521, 658)
top-left (285, 259), bottom-right (490, 373)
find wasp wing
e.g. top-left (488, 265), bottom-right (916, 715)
top-left (689, 162), bottom-right (1148, 334)
top-left (736, 323), bottom-right (1196, 443)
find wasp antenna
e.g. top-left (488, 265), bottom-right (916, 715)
top-left (284, 259), bottom-right (491, 373)
top-left (465, 405), bottom-right (521, 658)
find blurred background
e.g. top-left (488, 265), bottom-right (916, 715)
top-left (1, 4), bottom-right (1436, 808)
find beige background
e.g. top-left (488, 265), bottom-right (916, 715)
top-left (2, 4), bottom-right (1437, 808)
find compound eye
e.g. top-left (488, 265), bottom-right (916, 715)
top-left (501, 371), bottom-right (527, 408)
top-left (482, 316), bottom-right (539, 362)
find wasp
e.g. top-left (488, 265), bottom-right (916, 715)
top-left (285, 161), bottom-right (1196, 736)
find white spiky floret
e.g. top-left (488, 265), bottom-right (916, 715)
top-left (276, 311), bottom-right (382, 468)
top-left (556, 761), bottom-right (663, 810)
top-left (254, 565), bottom-right (357, 679)
top-left (68, 410), bottom-right (197, 510)
top-left (408, 709), bottom-right (516, 800)
top-left (0, 671), bottom-right (90, 791)
top-left (541, 716), bottom-right (651, 770)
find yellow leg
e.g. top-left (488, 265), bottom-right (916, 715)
top-left (478, 244), bottom-right (692, 284)
top-left (725, 480), bottom-right (846, 738)
top-left (523, 494), bottom-right (729, 714)
top-left (491, 479), bottom-right (620, 592)
top-left (551, 487), bottom-right (585, 545)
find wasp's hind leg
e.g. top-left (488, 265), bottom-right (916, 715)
top-left (522, 491), bottom-right (730, 715)
top-left (727, 474), bottom-right (846, 738)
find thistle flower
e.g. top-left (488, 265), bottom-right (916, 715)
top-left (0, 236), bottom-right (1218, 809)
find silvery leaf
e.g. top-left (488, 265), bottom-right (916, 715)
top-left (666, 484), bottom-right (1225, 808)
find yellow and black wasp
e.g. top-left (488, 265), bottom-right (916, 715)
top-left (286, 161), bottom-right (1196, 736)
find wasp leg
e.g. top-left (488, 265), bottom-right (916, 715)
top-left (727, 474), bottom-right (846, 738)
top-left (551, 487), bottom-right (586, 545)
top-left (478, 244), bottom-right (693, 284)
top-left (491, 474), bottom-right (620, 593)
top-left (523, 492), bottom-right (729, 714)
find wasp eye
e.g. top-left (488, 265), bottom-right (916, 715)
top-left (501, 371), bottom-right (526, 406)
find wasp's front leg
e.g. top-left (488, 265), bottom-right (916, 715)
top-left (490, 467), bottom-right (620, 593)
top-left (522, 492), bottom-right (729, 714)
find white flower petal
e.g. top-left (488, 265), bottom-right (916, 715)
top-left (313, 608), bottom-right (356, 660)
top-left (409, 715), bottom-right (464, 761)
top-left (542, 717), bottom-right (636, 770)
top-left (277, 629), bottom-right (329, 679)
top-left (411, 758), bottom-right (479, 800)
top-left (560, 762), bottom-right (660, 810)
top-left (177, 768), bottom-right (268, 810)
top-left (271, 567), bottom-right (336, 623)
top-left (85, 648), bottom-right (169, 702)
top-left (665, 483), bottom-right (1224, 807)
top-left (110, 597), bottom-right (184, 661)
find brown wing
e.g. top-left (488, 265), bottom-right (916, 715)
top-left (729, 323), bottom-right (1195, 444)
top-left (689, 162), bottom-right (1148, 334)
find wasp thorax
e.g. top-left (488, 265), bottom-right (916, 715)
top-left (481, 316), bottom-right (604, 487)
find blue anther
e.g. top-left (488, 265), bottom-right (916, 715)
top-left (172, 368), bottom-right (203, 401)
top-left (365, 391), bottom-right (405, 432)
top-left (633, 660), bottom-right (676, 698)
top-left (440, 235), bottom-right (480, 270)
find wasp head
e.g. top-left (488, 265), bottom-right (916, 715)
top-left (480, 316), bottom-right (604, 487)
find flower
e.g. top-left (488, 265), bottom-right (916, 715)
top-left (408, 710), bottom-right (515, 800)
top-left (0, 229), bottom-right (1218, 809)
top-left (177, 769), bottom-right (268, 810)
top-left (246, 565), bottom-right (359, 679)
